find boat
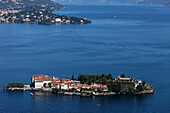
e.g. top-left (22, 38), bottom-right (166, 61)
top-left (30, 93), bottom-right (34, 95)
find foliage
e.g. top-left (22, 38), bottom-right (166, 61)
top-left (142, 81), bottom-right (146, 86)
top-left (120, 73), bottom-right (125, 78)
top-left (77, 73), bottom-right (153, 94)
top-left (107, 82), bottom-right (135, 93)
top-left (136, 84), bottom-right (153, 91)
top-left (6, 83), bottom-right (24, 88)
top-left (78, 73), bottom-right (114, 84)
top-left (71, 75), bottom-right (75, 80)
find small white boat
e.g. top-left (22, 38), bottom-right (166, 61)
top-left (30, 93), bottom-right (34, 95)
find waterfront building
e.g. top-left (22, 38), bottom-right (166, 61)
top-left (55, 18), bottom-right (61, 23)
top-left (31, 75), bottom-right (81, 89)
top-left (137, 80), bottom-right (142, 84)
top-left (115, 76), bottom-right (134, 83)
top-left (34, 80), bottom-right (44, 89)
top-left (31, 75), bottom-right (108, 91)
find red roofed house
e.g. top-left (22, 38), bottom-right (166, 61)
top-left (60, 78), bottom-right (71, 83)
top-left (32, 75), bottom-right (55, 89)
top-left (32, 75), bottom-right (49, 83)
top-left (61, 83), bottom-right (68, 90)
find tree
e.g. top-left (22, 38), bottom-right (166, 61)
top-left (136, 85), bottom-right (143, 92)
top-left (101, 78), bottom-right (107, 84)
top-left (78, 74), bottom-right (82, 81)
top-left (120, 73), bottom-right (125, 78)
top-left (96, 75), bottom-right (99, 80)
top-left (100, 74), bottom-right (105, 78)
top-left (107, 82), bottom-right (121, 93)
top-left (97, 88), bottom-right (101, 92)
top-left (6, 83), bottom-right (24, 88)
top-left (108, 73), bottom-right (113, 80)
top-left (71, 75), bottom-right (75, 80)
top-left (142, 81), bottom-right (146, 86)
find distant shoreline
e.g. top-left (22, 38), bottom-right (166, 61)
top-left (0, 0), bottom-right (91, 25)
top-left (53, 2), bottom-right (170, 7)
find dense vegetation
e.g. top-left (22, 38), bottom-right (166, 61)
top-left (77, 73), bottom-right (114, 84)
top-left (74, 73), bottom-right (153, 94)
top-left (6, 83), bottom-right (24, 88)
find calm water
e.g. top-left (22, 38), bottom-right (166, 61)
top-left (0, 4), bottom-right (170, 113)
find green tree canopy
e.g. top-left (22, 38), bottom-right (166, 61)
top-left (120, 73), bottom-right (125, 78)
top-left (142, 81), bottom-right (146, 86)
top-left (71, 75), bottom-right (75, 80)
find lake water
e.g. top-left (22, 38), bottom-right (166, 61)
top-left (0, 4), bottom-right (170, 113)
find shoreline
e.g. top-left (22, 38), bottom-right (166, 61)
top-left (0, 9), bottom-right (91, 25)
top-left (53, 2), bottom-right (170, 7)
top-left (6, 87), bottom-right (154, 96)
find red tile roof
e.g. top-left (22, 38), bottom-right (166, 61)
top-left (32, 75), bottom-right (49, 78)
top-left (60, 78), bottom-right (71, 82)
top-left (53, 77), bottom-right (59, 80)
top-left (35, 78), bottom-right (42, 80)
top-left (51, 82), bottom-right (60, 86)
top-left (35, 80), bottom-right (43, 82)
top-left (92, 86), bottom-right (98, 89)
top-left (42, 77), bottom-right (53, 81)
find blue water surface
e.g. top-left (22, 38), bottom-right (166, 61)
top-left (0, 4), bottom-right (170, 113)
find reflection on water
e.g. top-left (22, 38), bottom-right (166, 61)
top-left (29, 91), bottom-right (154, 113)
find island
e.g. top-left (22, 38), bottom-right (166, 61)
top-left (0, 9), bottom-right (91, 24)
top-left (6, 73), bottom-right (154, 96)
top-left (0, 0), bottom-right (91, 25)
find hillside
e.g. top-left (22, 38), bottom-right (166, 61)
top-left (0, 9), bottom-right (91, 24)
top-left (135, 0), bottom-right (170, 5)
top-left (0, 0), bottom-right (64, 11)
top-left (53, 0), bottom-right (170, 6)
